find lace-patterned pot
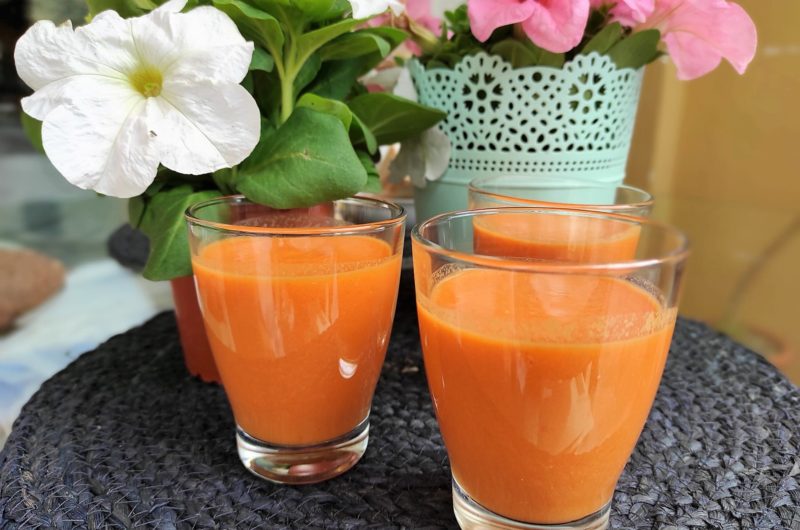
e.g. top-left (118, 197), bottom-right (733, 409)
top-left (409, 52), bottom-right (644, 220)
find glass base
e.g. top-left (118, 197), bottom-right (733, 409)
top-left (452, 480), bottom-right (610, 530)
top-left (236, 419), bottom-right (369, 485)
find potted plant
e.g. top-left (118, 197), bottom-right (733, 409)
top-left (397, 0), bottom-right (757, 220)
top-left (15, 0), bottom-right (445, 382)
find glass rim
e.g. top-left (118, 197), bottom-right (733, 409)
top-left (185, 194), bottom-right (406, 237)
top-left (411, 207), bottom-right (690, 273)
top-left (468, 176), bottom-right (654, 212)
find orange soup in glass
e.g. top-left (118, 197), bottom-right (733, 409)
top-left (187, 196), bottom-right (405, 484)
top-left (412, 208), bottom-right (688, 529)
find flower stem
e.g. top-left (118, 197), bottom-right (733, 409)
top-left (280, 71), bottom-right (295, 123)
top-left (272, 6), bottom-right (301, 124)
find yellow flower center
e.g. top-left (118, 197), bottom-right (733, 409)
top-left (129, 66), bottom-right (163, 98)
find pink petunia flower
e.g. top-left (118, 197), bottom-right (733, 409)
top-left (638, 0), bottom-right (757, 80)
top-left (468, 0), bottom-right (591, 53)
top-left (590, 0), bottom-right (655, 26)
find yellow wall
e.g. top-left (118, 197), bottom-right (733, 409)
top-left (627, 0), bottom-right (800, 382)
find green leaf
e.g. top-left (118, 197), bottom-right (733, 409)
top-left (212, 168), bottom-right (236, 195)
top-left (357, 152), bottom-right (382, 194)
top-left (490, 39), bottom-right (539, 68)
top-left (250, 47), bottom-right (274, 72)
top-left (537, 52), bottom-right (565, 68)
top-left (307, 58), bottom-right (364, 99)
top-left (321, 0), bottom-right (351, 18)
top-left (143, 177), bottom-right (169, 198)
top-left (131, 0), bottom-right (158, 9)
top-left (236, 107), bottom-right (367, 208)
top-left (20, 112), bottom-right (44, 154)
top-left (347, 93), bottom-right (446, 145)
top-left (286, 0), bottom-right (349, 21)
top-left (297, 93), bottom-right (352, 130)
top-left (236, 119), bottom-right (278, 173)
top-left (517, 40), bottom-right (566, 68)
top-left (297, 18), bottom-right (359, 64)
top-left (581, 22), bottom-right (623, 55)
top-left (319, 32), bottom-right (391, 61)
top-left (350, 113), bottom-right (377, 154)
top-left (360, 27), bottom-right (409, 49)
top-left (252, 70), bottom-right (281, 123)
top-left (128, 196), bottom-right (145, 228)
top-left (86, 0), bottom-right (143, 17)
top-left (212, 0), bottom-right (284, 55)
top-left (444, 5), bottom-right (470, 34)
top-left (242, 71), bottom-right (255, 94)
top-left (607, 29), bottom-right (661, 69)
top-left (294, 53), bottom-right (322, 96)
top-left (138, 186), bottom-right (220, 281)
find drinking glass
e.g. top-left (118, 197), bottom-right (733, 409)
top-left (186, 196), bottom-right (405, 484)
top-left (468, 176), bottom-right (654, 217)
top-left (412, 208), bottom-right (689, 529)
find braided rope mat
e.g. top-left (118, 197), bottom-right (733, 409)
top-left (1, 279), bottom-right (799, 530)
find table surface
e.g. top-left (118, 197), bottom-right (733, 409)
top-left (1, 279), bottom-right (799, 530)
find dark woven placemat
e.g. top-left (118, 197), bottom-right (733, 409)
top-left (1, 278), bottom-right (799, 530)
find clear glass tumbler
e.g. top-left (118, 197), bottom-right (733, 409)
top-left (412, 208), bottom-right (689, 529)
top-left (186, 195), bottom-right (405, 484)
top-left (468, 176), bottom-right (654, 217)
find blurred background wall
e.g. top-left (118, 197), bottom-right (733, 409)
top-left (627, 0), bottom-right (800, 382)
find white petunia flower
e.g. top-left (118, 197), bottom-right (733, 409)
top-left (15, 0), bottom-right (260, 198)
top-left (348, 0), bottom-right (405, 20)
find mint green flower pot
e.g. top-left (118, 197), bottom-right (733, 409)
top-left (409, 52), bottom-right (644, 221)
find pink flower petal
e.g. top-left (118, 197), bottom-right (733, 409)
top-left (611, 0), bottom-right (655, 26)
top-left (407, 0), bottom-right (441, 33)
top-left (662, 32), bottom-right (723, 80)
top-left (649, 0), bottom-right (757, 80)
top-left (520, 0), bottom-right (590, 53)
top-left (467, 0), bottom-right (537, 42)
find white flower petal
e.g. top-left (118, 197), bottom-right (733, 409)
top-left (422, 127), bottom-right (451, 181)
top-left (15, 20), bottom-right (78, 90)
top-left (349, 0), bottom-right (402, 19)
top-left (154, 0), bottom-right (188, 13)
top-left (131, 5), bottom-right (252, 84)
top-left (128, 11), bottom-right (182, 71)
top-left (21, 79), bottom-right (77, 121)
top-left (165, 7), bottom-right (254, 84)
top-left (40, 78), bottom-right (160, 198)
top-left (174, 6), bottom-right (251, 49)
top-left (14, 14), bottom-right (135, 89)
top-left (17, 0), bottom-right (258, 198)
top-left (15, 13), bottom-right (139, 119)
top-left (361, 66), bottom-right (403, 92)
top-left (393, 67), bottom-right (418, 101)
top-left (73, 10), bottom-right (139, 73)
top-left (154, 81), bottom-right (260, 174)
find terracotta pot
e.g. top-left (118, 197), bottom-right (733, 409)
top-left (170, 275), bottom-right (220, 383)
